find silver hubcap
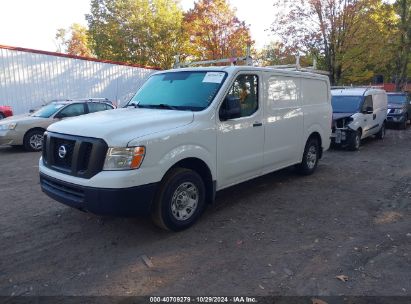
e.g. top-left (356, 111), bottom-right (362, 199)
top-left (171, 182), bottom-right (199, 221)
top-left (306, 145), bottom-right (317, 169)
top-left (29, 134), bottom-right (43, 150)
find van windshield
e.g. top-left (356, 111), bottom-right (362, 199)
top-left (128, 71), bottom-right (227, 111)
top-left (331, 96), bottom-right (363, 113)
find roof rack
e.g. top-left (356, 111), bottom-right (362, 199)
top-left (174, 45), bottom-right (253, 68)
top-left (331, 85), bottom-right (384, 90)
top-left (265, 57), bottom-right (330, 75)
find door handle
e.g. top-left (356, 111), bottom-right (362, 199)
top-left (373, 114), bottom-right (376, 120)
top-left (253, 122), bottom-right (263, 127)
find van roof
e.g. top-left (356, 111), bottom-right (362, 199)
top-left (160, 66), bottom-right (330, 81)
top-left (331, 87), bottom-right (386, 96)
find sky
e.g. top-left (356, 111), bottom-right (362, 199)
top-left (0, 0), bottom-right (276, 53)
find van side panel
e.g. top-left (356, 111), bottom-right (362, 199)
top-left (371, 92), bottom-right (388, 135)
top-left (262, 73), bottom-right (304, 172)
top-left (300, 78), bottom-right (332, 156)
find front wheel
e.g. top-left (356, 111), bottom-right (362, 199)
top-left (399, 116), bottom-right (407, 130)
top-left (296, 138), bottom-right (320, 175)
top-left (376, 122), bottom-right (386, 139)
top-left (23, 129), bottom-right (44, 152)
top-left (348, 130), bottom-right (361, 151)
top-left (151, 168), bottom-right (206, 231)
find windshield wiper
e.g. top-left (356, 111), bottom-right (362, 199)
top-left (125, 103), bottom-right (140, 108)
top-left (140, 104), bottom-right (179, 110)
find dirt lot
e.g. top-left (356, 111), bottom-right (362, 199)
top-left (0, 129), bottom-right (410, 297)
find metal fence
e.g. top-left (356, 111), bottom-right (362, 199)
top-left (0, 45), bottom-right (157, 114)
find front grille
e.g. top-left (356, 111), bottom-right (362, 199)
top-left (53, 138), bottom-right (75, 170)
top-left (43, 132), bottom-right (108, 179)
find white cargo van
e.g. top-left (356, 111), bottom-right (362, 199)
top-left (331, 88), bottom-right (387, 150)
top-left (39, 66), bottom-right (332, 231)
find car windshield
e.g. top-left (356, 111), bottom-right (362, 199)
top-left (331, 96), bottom-right (363, 113)
top-left (31, 103), bottom-right (66, 118)
top-left (388, 95), bottom-right (407, 104)
top-left (128, 71), bottom-right (227, 111)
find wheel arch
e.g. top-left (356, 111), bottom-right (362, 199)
top-left (24, 127), bottom-right (47, 140)
top-left (165, 157), bottom-right (216, 205)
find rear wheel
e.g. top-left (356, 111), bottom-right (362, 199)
top-left (376, 122), bottom-right (386, 139)
top-left (23, 129), bottom-right (44, 152)
top-left (152, 168), bottom-right (206, 231)
top-left (297, 137), bottom-right (320, 175)
top-left (348, 130), bottom-right (361, 151)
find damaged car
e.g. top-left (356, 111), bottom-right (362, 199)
top-left (331, 88), bottom-right (387, 150)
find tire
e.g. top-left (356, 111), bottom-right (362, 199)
top-left (296, 137), bottom-right (320, 175)
top-left (376, 122), bottom-right (386, 139)
top-left (151, 168), bottom-right (206, 231)
top-left (23, 129), bottom-right (44, 152)
top-left (399, 116), bottom-right (407, 130)
top-left (0, 113), bottom-right (5, 120)
top-left (348, 130), bottom-right (361, 151)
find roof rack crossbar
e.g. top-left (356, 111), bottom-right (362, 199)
top-left (174, 45), bottom-right (253, 68)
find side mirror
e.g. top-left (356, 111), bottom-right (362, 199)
top-left (29, 109), bottom-right (35, 113)
top-left (219, 96), bottom-right (241, 121)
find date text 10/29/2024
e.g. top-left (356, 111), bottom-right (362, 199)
top-left (149, 297), bottom-right (257, 303)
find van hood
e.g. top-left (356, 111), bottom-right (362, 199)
top-left (47, 108), bottom-right (194, 147)
top-left (332, 112), bottom-right (355, 121)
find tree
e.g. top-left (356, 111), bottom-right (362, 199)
top-left (339, 1), bottom-right (398, 84)
top-left (183, 0), bottom-right (253, 61)
top-left (86, 0), bottom-right (186, 69)
top-left (55, 23), bottom-right (93, 57)
top-left (393, 0), bottom-right (411, 90)
top-left (271, 0), bottom-right (390, 85)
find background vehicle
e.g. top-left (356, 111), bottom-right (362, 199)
top-left (386, 92), bottom-right (411, 129)
top-left (0, 99), bottom-right (114, 152)
top-left (40, 66), bottom-right (332, 231)
top-left (331, 88), bottom-right (387, 151)
top-left (0, 105), bottom-right (13, 120)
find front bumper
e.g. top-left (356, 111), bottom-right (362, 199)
top-left (40, 173), bottom-right (158, 216)
top-left (330, 128), bottom-right (354, 145)
top-left (0, 130), bottom-right (18, 146)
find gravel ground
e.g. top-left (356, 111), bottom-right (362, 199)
top-left (0, 129), bottom-right (410, 296)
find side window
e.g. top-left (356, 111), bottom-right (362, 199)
top-left (88, 102), bottom-right (109, 113)
top-left (362, 96), bottom-right (373, 112)
top-left (226, 74), bottom-right (258, 117)
top-left (57, 103), bottom-right (85, 118)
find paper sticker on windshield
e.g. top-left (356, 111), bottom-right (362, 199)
top-left (55, 105), bottom-right (64, 109)
top-left (203, 72), bottom-right (225, 84)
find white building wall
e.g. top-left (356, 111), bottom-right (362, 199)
top-left (0, 47), bottom-right (156, 114)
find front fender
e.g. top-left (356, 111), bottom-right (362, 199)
top-left (158, 144), bottom-right (216, 181)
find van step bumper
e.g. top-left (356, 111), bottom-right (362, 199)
top-left (40, 173), bottom-right (158, 216)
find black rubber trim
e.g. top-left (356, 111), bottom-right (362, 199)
top-left (364, 124), bottom-right (379, 132)
top-left (40, 173), bottom-right (158, 216)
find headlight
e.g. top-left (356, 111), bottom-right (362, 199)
top-left (0, 123), bottom-right (17, 130)
top-left (103, 146), bottom-right (145, 171)
top-left (393, 108), bottom-right (404, 114)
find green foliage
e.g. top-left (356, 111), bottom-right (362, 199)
top-left (86, 0), bottom-right (186, 69)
